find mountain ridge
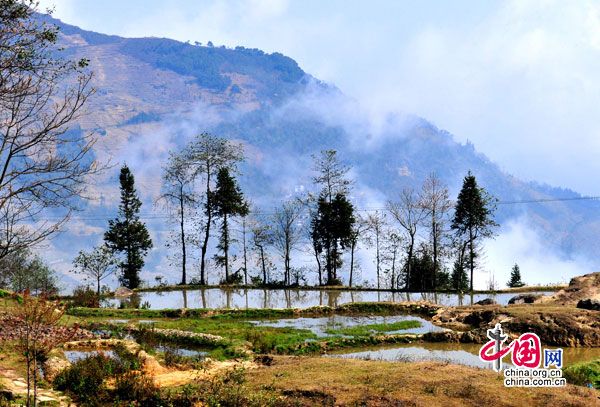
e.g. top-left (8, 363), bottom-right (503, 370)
top-left (37, 14), bottom-right (598, 287)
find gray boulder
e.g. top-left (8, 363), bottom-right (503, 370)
top-left (114, 287), bottom-right (134, 297)
top-left (576, 298), bottom-right (600, 311)
top-left (508, 293), bottom-right (543, 305)
top-left (475, 298), bottom-right (496, 306)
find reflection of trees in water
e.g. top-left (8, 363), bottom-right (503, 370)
top-left (138, 287), bottom-right (510, 310)
top-left (222, 288), bottom-right (243, 309)
top-left (201, 289), bottom-right (207, 308)
top-left (327, 290), bottom-right (341, 308)
top-left (291, 289), bottom-right (309, 308)
top-left (225, 289), bottom-right (231, 309)
top-left (418, 292), bottom-right (440, 304)
top-left (119, 293), bottom-right (141, 309)
top-left (182, 289), bottom-right (188, 309)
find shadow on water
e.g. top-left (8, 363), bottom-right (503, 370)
top-left (103, 288), bottom-right (553, 310)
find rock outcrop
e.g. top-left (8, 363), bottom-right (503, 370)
top-left (507, 293), bottom-right (543, 304)
top-left (545, 272), bottom-right (600, 305)
top-left (576, 298), bottom-right (600, 311)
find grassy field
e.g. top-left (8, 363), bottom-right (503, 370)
top-left (1, 294), bottom-right (599, 405)
top-left (246, 356), bottom-right (598, 406)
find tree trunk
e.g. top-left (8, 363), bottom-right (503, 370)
top-left (406, 234), bottom-right (415, 291)
top-left (313, 243), bottom-right (322, 285)
top-left (375, 233), bottom-right (380, 290)
top-left (349, 239), bottom-right (355, 287)
top-left (469, 226), bottom-right (474, 292)
top-left (285, 233), bottom-right (290, 285)
top-left (432, 213), bottom-right (437, 291)
top-left (180, 190), bottom-right (187, 285)
top-left (223, 213), bottom-right (229, 282)
top-left (242, 218), bottom-right (248, 285)
top-left (260, 246), bottom-right (267, 285)
top-left (26, 356), bottom-right (31, 407)
top-left (200, 168), bottom-right (211, 285)
top-left (391, 249), bottom-right (396, 290)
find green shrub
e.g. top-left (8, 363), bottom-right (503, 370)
top-left (53, 354), bottom-right (113, 406)
top-left (564, 360), bottom-right (600, 389)
top-left (114, 371), bottom-right (162, 406)
top-left (53, 346), bottom-right (143, 406)
top-left (71, 286), bottom-right (100, 308)
top-left (196, 367), bottom-right (279, 407)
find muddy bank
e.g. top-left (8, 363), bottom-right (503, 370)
top-left (433, 305), bottom-right (600, 347)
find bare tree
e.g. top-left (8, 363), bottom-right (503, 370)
top-left (419, 173), bottom-right (452, 290)
top-left (271, 200), bottom-right (303, 285)
top-left (159, 152), bottom-right (196, 285)
top-left (72, 244), bottom-right (118, 296)
top-left (363, 211), bottom-right (387, 289)
top-left (381, 231), bottom-right (403, 290)
top-left (348, 215), bottom-right (368, 287)
top-left (183, 133), bottom-right (243, 285)
top-left (251, 221), bottom-right (272, 285)
top-left (311, 149), bottom-right (352, 203)
top-left (387, 188), bottom-right (426, 291)
top-left (237, 213), bottom-right (250, 285)
top-left (0, 1), bottom-right (98, 260)
top-left (11, 293), bottom-right (72, 407)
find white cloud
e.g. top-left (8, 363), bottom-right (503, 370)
top-left (483, 218), bottom-right (592, 289)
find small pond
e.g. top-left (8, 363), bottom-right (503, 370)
top-left (102, 288), bottom-right (554, 310)
top-left (154, 345), bottom-right (208, 358)
top-left (64, 345), bottom-right (207, 363)
top-left (249, 315), bottom-right (447, 337)
top-left (64, 350), bottom-right (116, 363)
top-left (329, 343), bottom-right (600, 369)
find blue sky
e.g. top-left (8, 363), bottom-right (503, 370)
top-left (42, 0), bottom-right (600, 195)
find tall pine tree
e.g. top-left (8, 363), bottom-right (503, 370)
top-left (104, 165), bottom-right (153, 289)
top-left (451, 172), bottom-right (498, 292)
top-left (507, 263), bottom-right (525, 287)
top-left (211, 167), bottom-right (248, 283)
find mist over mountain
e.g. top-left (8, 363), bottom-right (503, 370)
top-left (42, 15), bottom-right (599, 290)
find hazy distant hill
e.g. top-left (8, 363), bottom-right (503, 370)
top-left (40, 15), bottom-right (599, 286)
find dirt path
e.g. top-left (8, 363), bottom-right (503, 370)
top-left (151, 360), bottom-right (257, 387)
top-left (0, 367), bottom-right (73, 406)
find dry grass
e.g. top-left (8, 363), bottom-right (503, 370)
top-left (246, 356), bottom-right (600, 406)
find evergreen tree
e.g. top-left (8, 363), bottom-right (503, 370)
top-left (211, 167), bottom-right (248, 283)
top-left (451, 260), bottom-right (469, 292)
top-left (451, 172), bottom-right (498, 292)
top-left (104, 165), bottom-right (153, 289)
top-left (311, 193), bottom-right (355, 285)
top-left (508, 263), bottom-right (525, 287)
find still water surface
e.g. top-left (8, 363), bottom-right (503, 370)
top-left (103, 288), bottom-right (553, 310)
top-left (330, 343), bottom-right (600, 369)
top-left (249, 314), bottom-right (447, 336)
